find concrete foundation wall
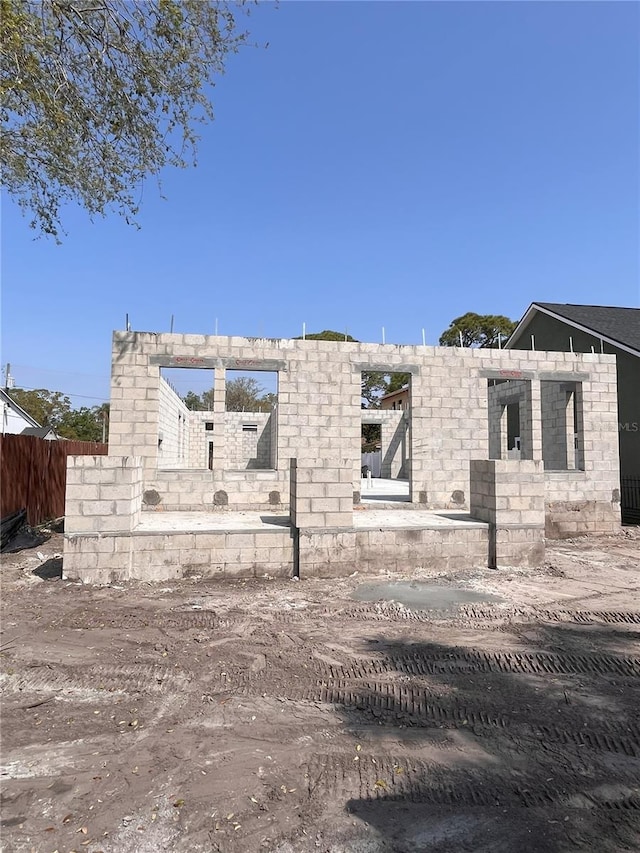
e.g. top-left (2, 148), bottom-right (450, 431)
top-left (64, 527), bottom-right (293, 584)
top-left (300, 526), bottom-right (489, 578)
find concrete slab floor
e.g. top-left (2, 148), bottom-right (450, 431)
top-left (135, 509), bottom-right (487, 532)
top-left (136, 511), bottom-right (290, 532)
top-left (360, 477), bottom-right (410, 503)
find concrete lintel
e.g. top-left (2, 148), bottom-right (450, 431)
top-left (479, 369), bottom-right (537, 380)
top-left (538, 371), bottom-right (590, 382)
top-left (150, 355), bottom-right (287, 372)
top-left (353, 362), bottom-right (421, 375)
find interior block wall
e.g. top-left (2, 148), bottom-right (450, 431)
top-left (158, 377), bottom-right (190, 468)
top-left (224, 412), bottom-right (272, 469)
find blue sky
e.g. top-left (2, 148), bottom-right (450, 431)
top-left (2, 0), bottom-right (638, 405)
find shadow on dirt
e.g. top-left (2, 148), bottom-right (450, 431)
top-left (318, 626), bottom-right (640, 853)
top-left (32, 558), bottom-right (63, 580)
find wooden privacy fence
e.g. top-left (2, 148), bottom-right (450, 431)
top-left (1, 434), bottom-right (107, 526)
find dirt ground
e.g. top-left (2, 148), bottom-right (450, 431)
top-left (1, 528), bottom-right (639, 853)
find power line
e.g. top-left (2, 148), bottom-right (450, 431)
top-left (11, 385), bottom-right (109, 403)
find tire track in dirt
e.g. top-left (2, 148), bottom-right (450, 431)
top-left (269, 605), bottom-right (640, 629)
top-left (332, 604), bottom-right (640, 626)
top-left (288, 679), bottom-right (640, 758)
top-left (57, 609), bottom-right (234, 631)
top-left (305, 752), bottom-right (640, 810)
top-left (0, 662), bottom-right (187, 696)
top-left (319, 648), bottom-right (640, 679)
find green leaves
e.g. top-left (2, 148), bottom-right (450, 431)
top-left (1, 0), bottom-right (251, 239)
top-left (438, 312), bottom-right (517, 348)
top-left (7, 388), bottom-right (109, 440)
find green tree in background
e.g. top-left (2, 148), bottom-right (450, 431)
top-left (183, 389), bottom-right (215, 410)
top-left (8, 388), bottom-right (71, 429)
top-left (8, 388), bottom-right (108, 440)
top-left (1, 0), bottom-right (253, 239)
top-left (183, 377), bottom-right (275, 412)
top-left (58, 404), bottom-right (109, 442)
top-left (296, 330), bottom-right (358, 342)
top-left (226, 376), bottom-right (273, 412)
top-left (439, 313), bottom-right (517, 348)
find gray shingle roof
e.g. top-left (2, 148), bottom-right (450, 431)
top-left (21, 426), bottom-right (56, 438)
top-left (533, 303), bottom-right (640, 354)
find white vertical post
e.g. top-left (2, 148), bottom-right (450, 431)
top-left (531, 334), bottom-right (535, 351)
top-left (421, 328), bottom-right (426, 346)
top-left (302, 322), bottom-right (306, 340)
top-left (458, 330), bottom-right (463, 347)
top-left (569, 336), bottom-right (574, 353)
top-left (382, 327), bottom-right (386, 344)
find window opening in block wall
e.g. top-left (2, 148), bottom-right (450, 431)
top-left (158, 367), bottom-right (279, 471)
top-left (487, 379), bottom-right (533, 461)
top-left (541, 380), bottom-right (584, 471)
top-left (159, 367), bottom-right (216, 470)
top-left (360, 370), bottom-right (411, 503)
top-left (224, 370), bottom-right (278, 470)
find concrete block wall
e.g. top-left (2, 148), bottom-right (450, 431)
top-left (360, 409), bottom-right (408, 480)
top-left (541, 380), bottom-right (573, 470)
top-left (299, 525), bottom-right (489, 579)
top-left (106, 332), bottom-right (620, 533)
top-left (488, 379), bottom-right (537, 461)
top-left (65, 456), bottom-right (143, 534)
top-left (158, 378), bottom-right (190, 468)
top-left (469, 459), bottom-right (545, 567)
top-left (188, 410), bottom-right (215, 469)
top-left (143, 469), bottom-right (289, 512)
top-left (224, 412), bottom-right (272, 469)
top-left (290, 458), bottom-right (354, 529)
top-left (64, 528), bottom-right (293, 584)
top-left (64, 456), bottom-right (143, 579)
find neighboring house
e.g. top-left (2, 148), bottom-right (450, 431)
top-left (21, 426), bottom-right (58, 441)
top-left (380, 384), bottom-right (410, 411)
top-left (506, 302), bottom-right (640, 522)
top-left (0, 388), bottom-right (41, 435)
